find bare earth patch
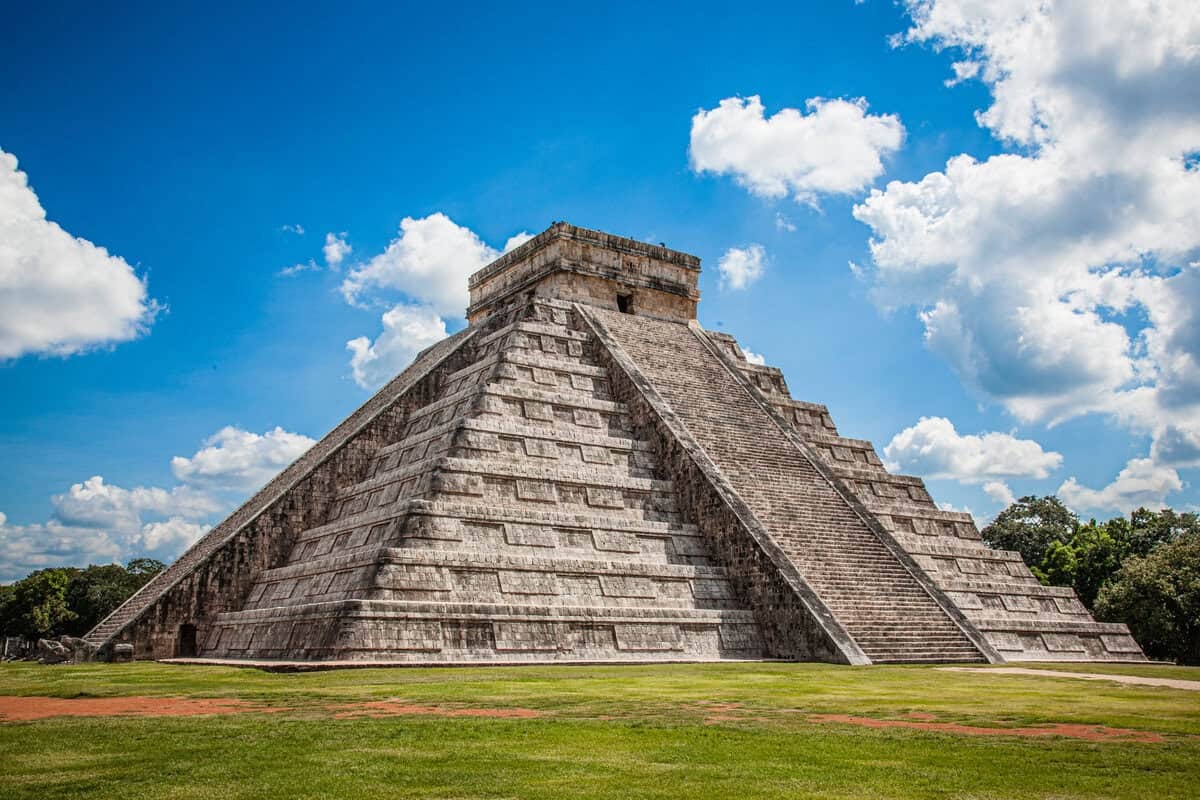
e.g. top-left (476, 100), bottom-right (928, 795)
top-left (809, 713), bottom-right (1164, 743)
top-left (0, 695), bottom-right (273, 722)
top-left (0, 695), bottom-right (540, 723)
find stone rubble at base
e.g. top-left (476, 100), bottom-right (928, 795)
top-left (84, 222), bottom-right (1144, 665)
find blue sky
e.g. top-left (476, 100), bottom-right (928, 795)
top-left (2, 1), bottom-right (1198, 580)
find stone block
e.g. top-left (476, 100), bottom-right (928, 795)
top-left (718, 624), bottom-right (760, 651)
top-left (434, 472), bottom-right (484, 496)
top-left (585, 487), bottom-right (625, 509)
top-left (1100, 634), bottom-right (1143, 653)
top-left (515, 479), bottom-right (557, 503)
top-left (504, 524), bottom-right (557, 548)
top-left (498, 570), bottom-right (559, 595)
top-left (614, 623), bottom-right (682, 652)
top-left (523, 400), bottom-right (554, 421)
top-left (592, 530), bottom-right (640, 553)
top-left (573, 409), bottom-right (602, 428)
top-left (523, 438), bottom-right (560, 459)
top-left (599, 575), bottom-right (657, 598)
top-left (1043, 633), bottom-right (1087, 652)
top-left (494, 622), bottom-right (560, 651)
top-left (580, 445), bottom-right (611, 465)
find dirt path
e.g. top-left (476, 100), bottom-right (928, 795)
top-left (939, 666), bottom-right (1200, 692)
top-left (809, 713), bottom-right (1164, 743)
top-left (0, 695), bottom-right (541, 723)
top-left (0, 696), bottom-right (270, 721)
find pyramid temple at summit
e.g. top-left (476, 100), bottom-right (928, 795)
top-left (86, 223), bottom-right (1144, 665)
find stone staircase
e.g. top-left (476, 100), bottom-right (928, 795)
top-left (710, 331), bottom-right (1144, 662)
top-left (585, 307), bottom-right (986, 664)
top-left (198, 298), bottom-right (764, 662)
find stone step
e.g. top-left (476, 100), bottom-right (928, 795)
top-left (936, 578), bottom-right (1077, 597)
top-left (211, 598), bottom-right (759, 626)
top-left (478, 382), bottom-right (627, 417)
top-left (477, 319), bottom-right (590, 349)
top-left (409, 498), bottom-right (701, 538)
top-left (284, 498), bottom-right (707, 570)
top-left (202, 599), bottom-right (764, 663)
top-left (867, 654), bottom-right (985, 664)
top-left (373, 418), bottom-right (461, 462)
top-left (457, 416), bottom-right (650, 453)
top-left (292, 497), bottom-right (700, 545)
top-left (245, 546), bottom-right (742, 613)
top-left (262, 547), bottom-right (731, 584)
top-left (501, 348), bottom-right (608, 378)
top-left (893, 539), bottom-right (1022, 562)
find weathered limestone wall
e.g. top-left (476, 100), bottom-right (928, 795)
top-left (115, 419), bottom-right (393, 659)
top-left (197, 296), bottom-right (764, 663)
top-left (467, 222), bottom-right (700, 323)
top-left (529, 272), bottom-right (696, 323)
top-left (89, 329), bottom-right (480, 659)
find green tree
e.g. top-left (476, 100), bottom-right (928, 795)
top-left (0, 559), bottom-right (165, 640)
top-left (1033, 539), bottom-right (1077, 587)
top-left (0, 569), bottom-right (79, 639)
top-left (0, 583), bottom-right (15, 634)
top-left (982, 495), bottom-right (1078, 567)
top-left (1066, 523), bottom-right (1124, 608)
top-left (1034, 508), bottom-right (1199, 611)
top-left (1033, 524), bottom-right (1122, 608)
top-left (1117, 508), bottom-right (1200, 556)
top-left (63, 559), bottom-right (166, 636)
top-left (1095, 531), bottom-right (1200, 664)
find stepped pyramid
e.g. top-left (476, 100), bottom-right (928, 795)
top-left (87, 223), bottom-right (1144, 665)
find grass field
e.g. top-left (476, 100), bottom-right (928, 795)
top-left (1, 660), bottom-right (1197, 799)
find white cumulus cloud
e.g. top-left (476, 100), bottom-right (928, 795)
top-left (502, 232), bottom-right (534, 253)
top-left (718, 244), bottom-right (766, 290)
top-left (1059, 458), bottom-right (1183, 515)
top-left (340, 215), bottom-right (530, 388)
top-left (982, 480), bottom-right (1016, 507)
top-left (139, 518), bottom-right (210, 555)
top-left (0, 425), bottom-right (313, 580)
top-left (51, 476), bottom-right (221, 531)
top-left (0, 514), bottom-right (124, 582)
top-left (884, 416), bottom-right (1063, 482)
top-left (170, 426), bottom-right (316, 493)
top-left (856, 1), bottom-right (1200, 490)
top-left (690, 95), bottom-right (904, 203)
top-left (347, 304), bottom-right (448, 390)
top-left (323, 232), bottom-right (351, 267)
top-left (0, 148), bottom-right (159, 359)
top-left (341, 213), bottom-right (502, 315)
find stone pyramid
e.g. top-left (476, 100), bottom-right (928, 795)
top-left (86, 223), bottom-right (1143, 665)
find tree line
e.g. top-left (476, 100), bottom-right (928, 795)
top-left (0, 559), bottom-right (165, 642)
top-left (982, 497), bottom-right (1199, 664)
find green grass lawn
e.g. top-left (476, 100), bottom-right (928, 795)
top-left (1, 660), bottom-right (1198, 799)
